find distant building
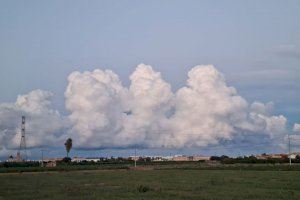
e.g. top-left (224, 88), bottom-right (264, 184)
top-left (269, 154), bottom-right (284, 159)
top-left (255, 153), bottom-right (288, 160)
top-left (189, 155), bottom-right (211, 161)
top-left (161, 156), bottom-right (173, 161)
top-left (45, 161), bottom-right (57, 167)
top-left (255, 154), bottom-right (268, 160)
top-left (289, 152), bottom-right (300, 159)
top-left (85, 158), bottom-right (101, 162)
top-left (151, 156), bottom-right (163, 162)
top-left (172, 155), bottom-right (189, 161)
top-left (43, 158), bottom-right (63, 167)
top-left (71, 157), bottom-right (100, 162)
top-left (129, 156), bottom-right (139, 161)
top-left (6, 154), bottom-right (23, 162)
top-left (72, 157), bottom-right (86, 163)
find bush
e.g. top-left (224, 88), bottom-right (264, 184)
top-left (137, 185), bottom-right (150, 193)
top-left (62, 157), bottom-right (72, 163)
top-left (0, 161), bottom-right (40, 168)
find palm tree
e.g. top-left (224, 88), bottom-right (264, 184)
top-left (64, 138), bottom-right (73, 158)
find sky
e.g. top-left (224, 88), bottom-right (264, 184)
top-left (0, 0), bottom-right (300, 159)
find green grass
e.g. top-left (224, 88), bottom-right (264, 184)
top-left (0, 170), bottom-right (300, 200)
top-left (2, 162), bottom-right (300, 173)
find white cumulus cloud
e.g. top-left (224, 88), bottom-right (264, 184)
top-left (65, 69), bottom-right (128, 149)
top-left (293, 123), bottom-right (300, 132)
top-left (0, 64), bottom-right (290, 158)
top-left (0, 90), bottom-right (65, 153)
top-left (65, 64), bottom-right (288, 149)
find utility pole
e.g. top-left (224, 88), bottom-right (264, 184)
top-left (134, 147), bottom-right (137, 168)
top-left (288, 135), bottom-right (291, 166)
top-left (41, 149), bottom-right (44, 167)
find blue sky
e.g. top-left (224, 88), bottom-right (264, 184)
top-left (0, 0), bottom-right (299, 158)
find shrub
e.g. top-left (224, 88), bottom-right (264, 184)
top-left (62, 157), bottom-right (72, 163)
top-left (137, 185), bottom-right (150, 193)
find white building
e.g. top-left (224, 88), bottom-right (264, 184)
top-left (72, 157), bottom-right (100, 162)
top-left (72, 157), bottom-right (87, 163)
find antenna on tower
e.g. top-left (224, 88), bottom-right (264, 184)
top-left (17, 116), bottom-right (27, 161)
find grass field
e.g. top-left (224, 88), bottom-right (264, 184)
top-left (0, 169), bottom-right (300, 200)
top-left (2, 162), bottom-right (300, 173)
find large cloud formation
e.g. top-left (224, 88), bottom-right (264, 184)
top-left (65, 64), bottom-right (288, 149)
top-left (65, 69), bottom-right (128, 149)
top-left (0, 90), bottom-right (65, 154)
top-left (294, 123), bottom-right (300, 133)
top-left (0, 64), bottom-right (290, 157)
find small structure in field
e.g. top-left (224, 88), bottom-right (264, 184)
top-left (43, 158), bottom-right (63, 167)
